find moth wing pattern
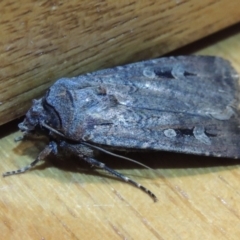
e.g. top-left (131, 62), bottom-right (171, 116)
top-left (44, 56), bottom-right (240, 158)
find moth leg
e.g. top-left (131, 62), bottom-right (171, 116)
top-left (3, 143), bottom-right (54, 177)
top-left (82, 155), bottom-right (158, 202)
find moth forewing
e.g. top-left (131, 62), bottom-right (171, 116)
top-left (3, 56), bottom-right (240, 201)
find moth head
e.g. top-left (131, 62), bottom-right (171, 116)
top-left (19, 99), bottom-right (47, 133)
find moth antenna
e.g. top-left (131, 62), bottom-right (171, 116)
top-left (82, 142), bottom-right (152, 170)
top-left (82, 155), bottom-right (157, 202)
top-left (3, 145), bottom-right (52, 177)
top-left (41, 122), bottom-right (65, 137)
top-left (42, 122), bottom-right (152, 170)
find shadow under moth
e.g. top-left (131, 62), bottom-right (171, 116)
top-left (3, 56), bottom-right (240, 201)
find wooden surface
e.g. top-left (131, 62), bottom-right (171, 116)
top-left (1, 26), bottom-right (240, 239)
top-left (1, 0), bottom-right (240, 125)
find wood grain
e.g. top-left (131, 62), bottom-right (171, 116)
top-left (1, 26), bottom-right (240, 239)
top-left (1, 0), bottom-right (240, 125)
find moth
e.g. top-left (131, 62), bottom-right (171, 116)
top-left (3, 56), bottom-right (240, 201)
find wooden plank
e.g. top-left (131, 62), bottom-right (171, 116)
top-left (0, 26), bottom-right (240, 239)
top-left (1, 0), bottom-right (240, 125)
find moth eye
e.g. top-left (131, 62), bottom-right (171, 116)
top-left (42, 101), bottom-right (61, 128)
